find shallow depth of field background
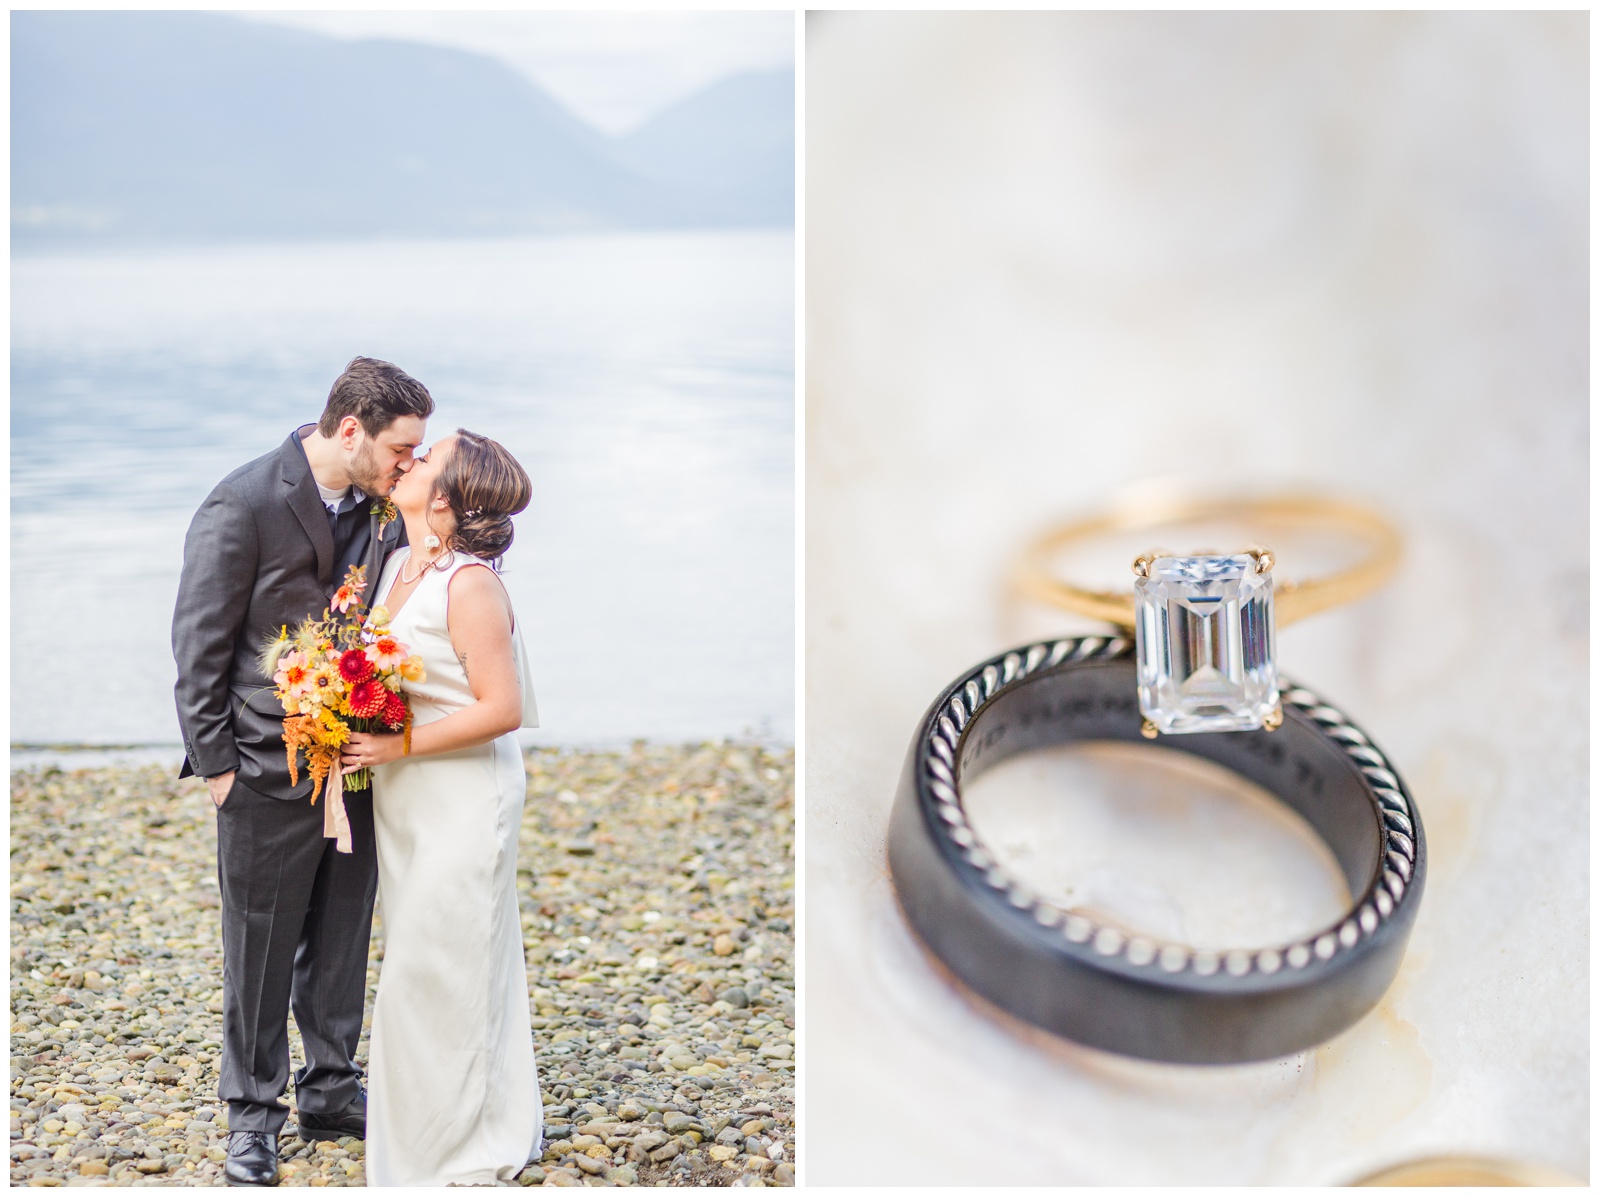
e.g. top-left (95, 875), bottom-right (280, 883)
top-left (806, 11), bottom-right (1586, 1185)
top-left (12, 11), bottom-right (795, 755)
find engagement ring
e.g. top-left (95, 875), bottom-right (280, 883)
top-left (1016, 495), bottom-right (1402, 738)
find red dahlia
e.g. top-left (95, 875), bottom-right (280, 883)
top-left (382, 690), bottom-right (408, 730)
top-left (348, 679), bottom-right (388, 719)
top-left (338, 649), bottom-right (374, 684)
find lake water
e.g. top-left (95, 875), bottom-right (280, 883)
top-left (12, 231), bottom-right (794, 750)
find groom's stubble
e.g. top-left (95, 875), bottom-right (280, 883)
top-left (346, 418), bottom-right (426, 497)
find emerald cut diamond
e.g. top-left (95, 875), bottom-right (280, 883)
top-left (1134, 554), bottom-right (1278, 734)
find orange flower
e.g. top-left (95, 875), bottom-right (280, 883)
top-left (274, 650), bottom-right (312, 694)
top-left (366, 635), bottom-right (408, 672)
top-left (283, 713), bottom-right (343, 794)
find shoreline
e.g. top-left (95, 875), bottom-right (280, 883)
top-left (10, 744), bottom-right (796, 1186)
top-left (9, 737), bottom-right (798, 774)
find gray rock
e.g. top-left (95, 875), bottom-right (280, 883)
top-left (632, 1131), bottom-right (668, 1154)
top-left (9, 749), bottom-right (795, 1189)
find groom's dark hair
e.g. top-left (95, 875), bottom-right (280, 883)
top-left (318, 357), bottom-right (435, 438)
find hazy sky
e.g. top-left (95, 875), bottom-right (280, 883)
top-left (240, 10), bottom-right (794, 135)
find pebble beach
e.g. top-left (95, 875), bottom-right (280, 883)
top-left (10, 743), bottom-right (796, 1187)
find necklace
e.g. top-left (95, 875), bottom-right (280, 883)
top-left (399, 550), bottom-right (442, 587)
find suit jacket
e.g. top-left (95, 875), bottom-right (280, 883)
top-left (172, 428), bottom-right (404, 798)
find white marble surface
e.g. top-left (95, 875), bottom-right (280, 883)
top-left (804, 12), bottom-right (1587, 1185)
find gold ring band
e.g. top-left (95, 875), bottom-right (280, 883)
top-left (1349, 1155), bottom-right (1583, 1187)
top-left (1016, 494), bottom-right (1402, 631)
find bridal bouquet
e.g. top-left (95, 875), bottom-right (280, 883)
top-left (259, 566), bottom-right (426, 841)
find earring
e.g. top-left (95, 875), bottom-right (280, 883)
top-left (424, 534), bottom-right (441, 552)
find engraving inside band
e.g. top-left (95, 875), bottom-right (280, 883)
top-left (952, 660), bottom-right (1383, 897)
top-left (961, 743), bottom-right (1350, 952)
top-left (907, 643), bottom-right (1418, 1002)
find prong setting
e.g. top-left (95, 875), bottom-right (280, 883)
top-left (1134, 552), bottom-right (1279, 734)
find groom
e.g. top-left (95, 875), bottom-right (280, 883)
top-left (172, 357), bottom-right (432, 1186)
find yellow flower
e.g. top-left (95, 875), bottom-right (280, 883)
top-left (400, 655), bottom-right (427, 683)
top-left (314, 707), bottom-right (349, 745)
top-left (303, 666), bottom-right (340, 708)
top-left (366, 605), bottom-right (391, 628)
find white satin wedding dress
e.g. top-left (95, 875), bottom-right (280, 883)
top-left (365, 549), bottom-right (543, 1187)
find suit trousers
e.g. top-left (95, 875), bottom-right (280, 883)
top-left (215, 777), bottom-right (377, 1134)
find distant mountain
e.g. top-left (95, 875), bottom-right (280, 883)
top-left (618, 72), bottom-right (795, 227)
top-left (11, 11), bottom-right (793, 242)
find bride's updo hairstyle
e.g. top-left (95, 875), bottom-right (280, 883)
top-left (434, 429), bottom-right (532, 563)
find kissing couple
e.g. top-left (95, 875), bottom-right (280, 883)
top-left (172, 357), bottom-right (544, 1186)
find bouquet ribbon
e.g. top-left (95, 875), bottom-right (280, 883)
top-left (322, 756), bottom-right (353, 855)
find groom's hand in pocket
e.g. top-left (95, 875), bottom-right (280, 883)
top-left (207, 771), bottom-right (236, 808)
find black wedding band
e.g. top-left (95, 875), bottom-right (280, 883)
top-left (887, 636), bottom-right (1426, 1064)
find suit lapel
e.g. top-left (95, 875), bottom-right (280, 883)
top-left (358, 505), bottom-right (386, 611)
top-left (280, 431), bottom-right (335, 586)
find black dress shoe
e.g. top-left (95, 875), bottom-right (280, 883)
top-left (224, 1130), bottom-right (278, 1187)
top-left (296, 1090), bottom-right (367, 1141)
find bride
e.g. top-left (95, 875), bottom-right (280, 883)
top-left (339, 429), bottom-right (543, 1186)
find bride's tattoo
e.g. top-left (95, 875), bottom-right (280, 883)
top-left (457, 651), bottom-right (469, 678)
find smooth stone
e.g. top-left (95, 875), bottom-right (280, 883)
top-left (10, 750), bottom-right (793, 1190)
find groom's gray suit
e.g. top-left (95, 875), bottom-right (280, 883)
top-left (173, 426), bottom-right (403, 1135)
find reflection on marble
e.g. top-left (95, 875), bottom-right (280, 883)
top-left (806, 10), bottom-right (1586, 1185)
